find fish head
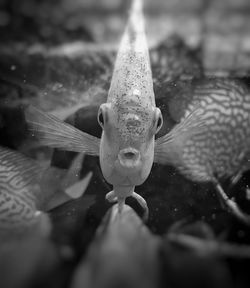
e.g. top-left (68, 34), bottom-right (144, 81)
top-left (97, 101), bottom-right (163, 186)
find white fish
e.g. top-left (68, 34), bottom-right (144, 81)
top-left (25, 0), bottom-right (163, 220)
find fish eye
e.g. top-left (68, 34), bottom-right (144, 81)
top-left (155, 108), bottom-right (163, 134)
top-left (97, 103), bottom-right (110, 129)
top-left (98, 108), bottom-right (104, 128)
top-left (98, 110), bottom-right (104, 126)
top-left (157, 114), bottom-right (163, 130)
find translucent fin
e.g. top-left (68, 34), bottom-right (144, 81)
top-left (65, 171), bottom-right (93, 199)
top-left (43, 187), bottom-right (69, 211)
top-left (154, 107), bottom-right (206, 164)
top-left (61, 153), bottom-right (85, 189)
top-left (38, 153), bottom-right (93, 211)
top-left (43, 170), bottom-right (93, 211)
top-left (50, 102), bottom-right (88, 121)
top-left (25, 105), bottom-right (100, 155)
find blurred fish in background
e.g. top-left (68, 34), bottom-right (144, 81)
top-left (155, 78), bottom-right (250, 224)
top-left (0, 145), bottom-right (93, 239)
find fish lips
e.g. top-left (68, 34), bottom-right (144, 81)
top-left (118, 147), bottom-right (141, 168)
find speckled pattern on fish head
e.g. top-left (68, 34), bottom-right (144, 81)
top-left (109, 48), bottom-right (160, 145)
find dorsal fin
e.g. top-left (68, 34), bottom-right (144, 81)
top-left (107, 0), bottom-right (155, 106)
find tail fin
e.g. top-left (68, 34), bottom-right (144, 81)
top-left (41, 153), bottom-right (93, 211)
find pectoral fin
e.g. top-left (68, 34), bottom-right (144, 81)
top-left (154, 107), bottom-right (206, 164)
top-left (25, 105), bottom-right (100, 156)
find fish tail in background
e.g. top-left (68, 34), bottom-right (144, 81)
top-left (65, 172), bottom-right (92, 199)
top-left (60, 152), bottom-right (86, 190)
top-left (25, 105), bottom-right (100, 155)
top-left (40, 153), bottom-right (93, 211)
top-left (62, 153), bottom-right (93, 199)
top-left (154, 107), bottom-right (206, 164)
top-left (107, 0), bottom-right (155, 106)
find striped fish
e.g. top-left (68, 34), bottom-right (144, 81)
top-left (154, 78), bottom-right (250, 224)
top-left (0, 146), bottom-right (92, 237)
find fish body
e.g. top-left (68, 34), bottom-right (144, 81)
top-left (98, 0), bottom-right (162, 200)
top-left (25, 0), bottom-right (163, 218)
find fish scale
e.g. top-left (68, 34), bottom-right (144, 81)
top-left (0, 148), bottom-right (43, 229)
top-left (0, 146), bottom-right (92, 237)
top-left (0, 192), bottom-right (38, 230)
top-left (178, 79), bottom-right (250, 181)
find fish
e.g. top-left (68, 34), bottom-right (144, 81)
top-left (25, 0), bottom-right (163, 220)
top-left (154, 78), bottom-right (250, 224)
top-left (0, 146), bottom-right (93, 238)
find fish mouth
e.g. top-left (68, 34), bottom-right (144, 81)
top-left (118, 147), bottom-right (141, 168)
